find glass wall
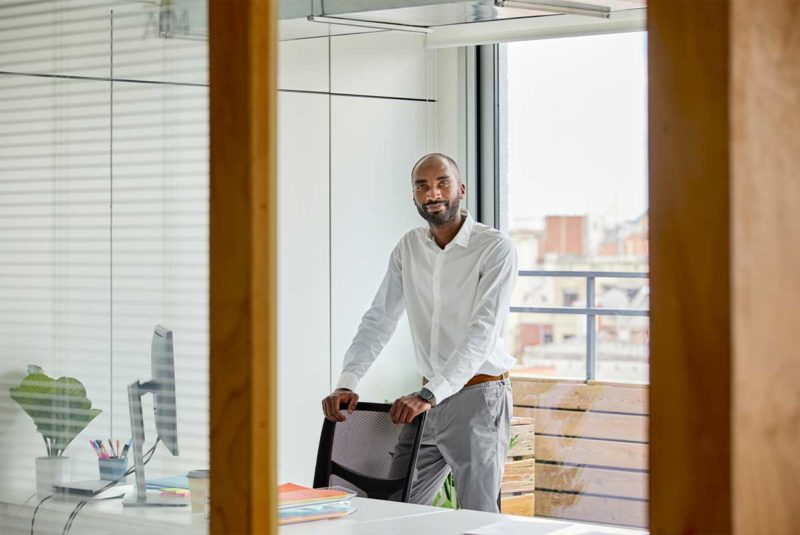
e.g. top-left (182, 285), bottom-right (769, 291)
top-left (0, 1), bottom-right (208, 530)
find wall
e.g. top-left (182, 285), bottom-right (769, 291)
top-left (277, 29), bottom-right (460, 485)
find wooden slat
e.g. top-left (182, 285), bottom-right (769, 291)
top-left (500, 494), bottom-right (535, 517)
top-left (514, 407), bottom-right (648, 443)
top-left (501, 458), bottom-right (536, 493)
top-left (537, 436), bottom-right (648, 470)
top-left (535, 491), bottom-right (647, 528)
top-left (507, 422), bottom-right (535, 458)
top-left (510, 416), bottom-right (534, 427)
top-left (648, 1), bottom-right (732, 533)
top-left (209, 1), bottom-right (277, 534)
top-left (536, 464), bottom-right (648, 500)
top-left (513, 378), bottom-right (648, 415)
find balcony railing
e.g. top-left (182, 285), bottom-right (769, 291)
top-left (510, 270), bottom-right (649, 381)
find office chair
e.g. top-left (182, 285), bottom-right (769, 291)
top-left (313, 402), bottom-right (426, 502)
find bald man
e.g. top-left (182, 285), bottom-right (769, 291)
top-left (322, 153), bottom-right (518, 512)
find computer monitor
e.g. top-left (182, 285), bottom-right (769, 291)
top-left (123, 325), bottom-right (185, 507)
top-left (151, 325), bottom-right (179, 455)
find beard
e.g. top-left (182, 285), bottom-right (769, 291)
top-left (415, 197), bottom-right (461, 227)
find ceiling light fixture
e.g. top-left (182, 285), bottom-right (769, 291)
top-left (495, 0), bottom-right (611, 19)
top-left (307, 15), bottom-right (433, 34)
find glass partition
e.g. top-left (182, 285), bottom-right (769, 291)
top-left (0, 0), bottom-right (209, 529)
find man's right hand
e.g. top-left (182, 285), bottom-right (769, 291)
top-left (322, 389), bottom-right (359, 422)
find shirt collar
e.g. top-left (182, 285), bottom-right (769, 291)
top-left (426, 209), bottom-right (474, 249)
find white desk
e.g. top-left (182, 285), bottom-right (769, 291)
top-left (279, 498), bottom-right (647, 535)
top-left (0, 487), bottom-right (204, 535)
top-left (1, 488), bottom-right (647, 535)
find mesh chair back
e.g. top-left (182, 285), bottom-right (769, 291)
top-left (313, 402), bottom-right (426, 502)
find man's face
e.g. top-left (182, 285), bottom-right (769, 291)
top-left (412, 159), bottom-right (465, 227)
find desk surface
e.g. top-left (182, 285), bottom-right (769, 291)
top-left (278, 498), bottom-right (646, 535)
top-left (1, 488), bottom-right (647, 535)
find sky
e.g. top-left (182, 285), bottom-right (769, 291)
top-left (506, 31), bottom-right (648, 229)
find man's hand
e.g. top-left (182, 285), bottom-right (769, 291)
top-left (322, 389), bottom-right (359, 422)
top-left (389, 394), bottom-right (432, 424)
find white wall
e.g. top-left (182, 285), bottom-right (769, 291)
top-left (277, 30), bottom-right (458, 485)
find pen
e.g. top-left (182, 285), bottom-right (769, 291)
top-left (116, 439), bottom-right (120, 458)
top-left (121, 443), bottom-right (130, 460)
top-left (89, 440), bottom-right (101, 458)
top-left (98, 442), bottom-right (110, 460)
top-left (108, 438), bottom-right (116, 458)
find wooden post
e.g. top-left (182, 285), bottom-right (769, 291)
top-left (209, 0), bottom-right (277, 534)
top-left (649, 0), bottom-right (800, 533)
top-left (648, 1), bottom-right (731, 531)
top-left (731, 0), bottom-right (800, 532)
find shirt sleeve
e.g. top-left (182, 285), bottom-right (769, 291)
top-left (335, 243), bottom-right (406, 392)
top-left (423, 238), bottom-right (517, 403)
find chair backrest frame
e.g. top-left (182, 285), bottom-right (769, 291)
top-left (313, 401), bottom-right (426, 502)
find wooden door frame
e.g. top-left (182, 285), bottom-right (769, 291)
top-left (205, 0), bottom-right (800, 532)
top-left (649, 1), bottom-right (800, 533)
top-left (209, 1), bottom-right (277, 534)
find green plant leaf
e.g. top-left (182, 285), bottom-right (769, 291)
top-left (9, 366), bottom-right (102, 456)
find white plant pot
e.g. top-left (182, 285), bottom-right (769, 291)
top-left (36, 456), bottom-right (70, 496)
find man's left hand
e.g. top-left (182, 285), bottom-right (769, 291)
top-left (389, 394), bottom-right (432, 424)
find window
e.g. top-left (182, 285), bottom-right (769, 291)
top-left (502, 32), bottom-right (649, 384)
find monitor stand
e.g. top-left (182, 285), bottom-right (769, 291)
top-left (122, 489), bottom-right (188, 507)
top-left (122, 380), bottom-right (187, 508)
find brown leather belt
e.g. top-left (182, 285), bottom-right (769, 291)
top-left (423, 372), bottom-right (510, 389)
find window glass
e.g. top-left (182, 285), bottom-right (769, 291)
top-left (503, 32), bottom-right (650, 530)
top-left (506, 32), bottom-right (649, 384)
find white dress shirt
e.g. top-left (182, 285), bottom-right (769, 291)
top-left (336, 210), bottom-right (518, 403)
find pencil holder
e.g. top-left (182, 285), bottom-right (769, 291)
top-left (98, 457), bottom-right (128, 482)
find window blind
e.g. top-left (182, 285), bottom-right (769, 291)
top-left (0, 0), bottom-right (209, 498)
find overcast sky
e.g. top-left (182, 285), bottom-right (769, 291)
top-left (506, 31), bottom-right (648, 229)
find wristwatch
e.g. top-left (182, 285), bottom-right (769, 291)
top-left (418, 387), bottom-right (437, 407)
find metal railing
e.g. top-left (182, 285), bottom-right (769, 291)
top-left (510, 270), bottom-right (649, 381)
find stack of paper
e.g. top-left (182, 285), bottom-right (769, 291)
top-left (145, 475), bottom-right (189, 490)
top-left (278, 483), bottom-right (356, 525)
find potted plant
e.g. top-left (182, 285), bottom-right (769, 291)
top-left (9, 365), bottom-right (102, 494)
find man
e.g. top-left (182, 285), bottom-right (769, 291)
top-left (321, 153), bottom-right (517, 512)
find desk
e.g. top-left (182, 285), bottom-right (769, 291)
top-left (1, 488), bottom-right (647, 535)
top-left (0, 487), bottom-right (203, 535)
top-left (280, 499), bottom-right (647, 535)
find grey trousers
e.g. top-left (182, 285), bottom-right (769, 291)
top-left (390, 379), bottom-right (513, 513)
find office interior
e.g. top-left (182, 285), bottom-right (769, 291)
top-left (0, 1), bottom-right (797, 534)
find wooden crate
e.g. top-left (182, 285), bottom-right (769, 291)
top-left (501, 416), bottom-right (536, 516)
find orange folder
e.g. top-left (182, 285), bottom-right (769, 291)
top-left (278, 483), bottom-right (353, 509)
